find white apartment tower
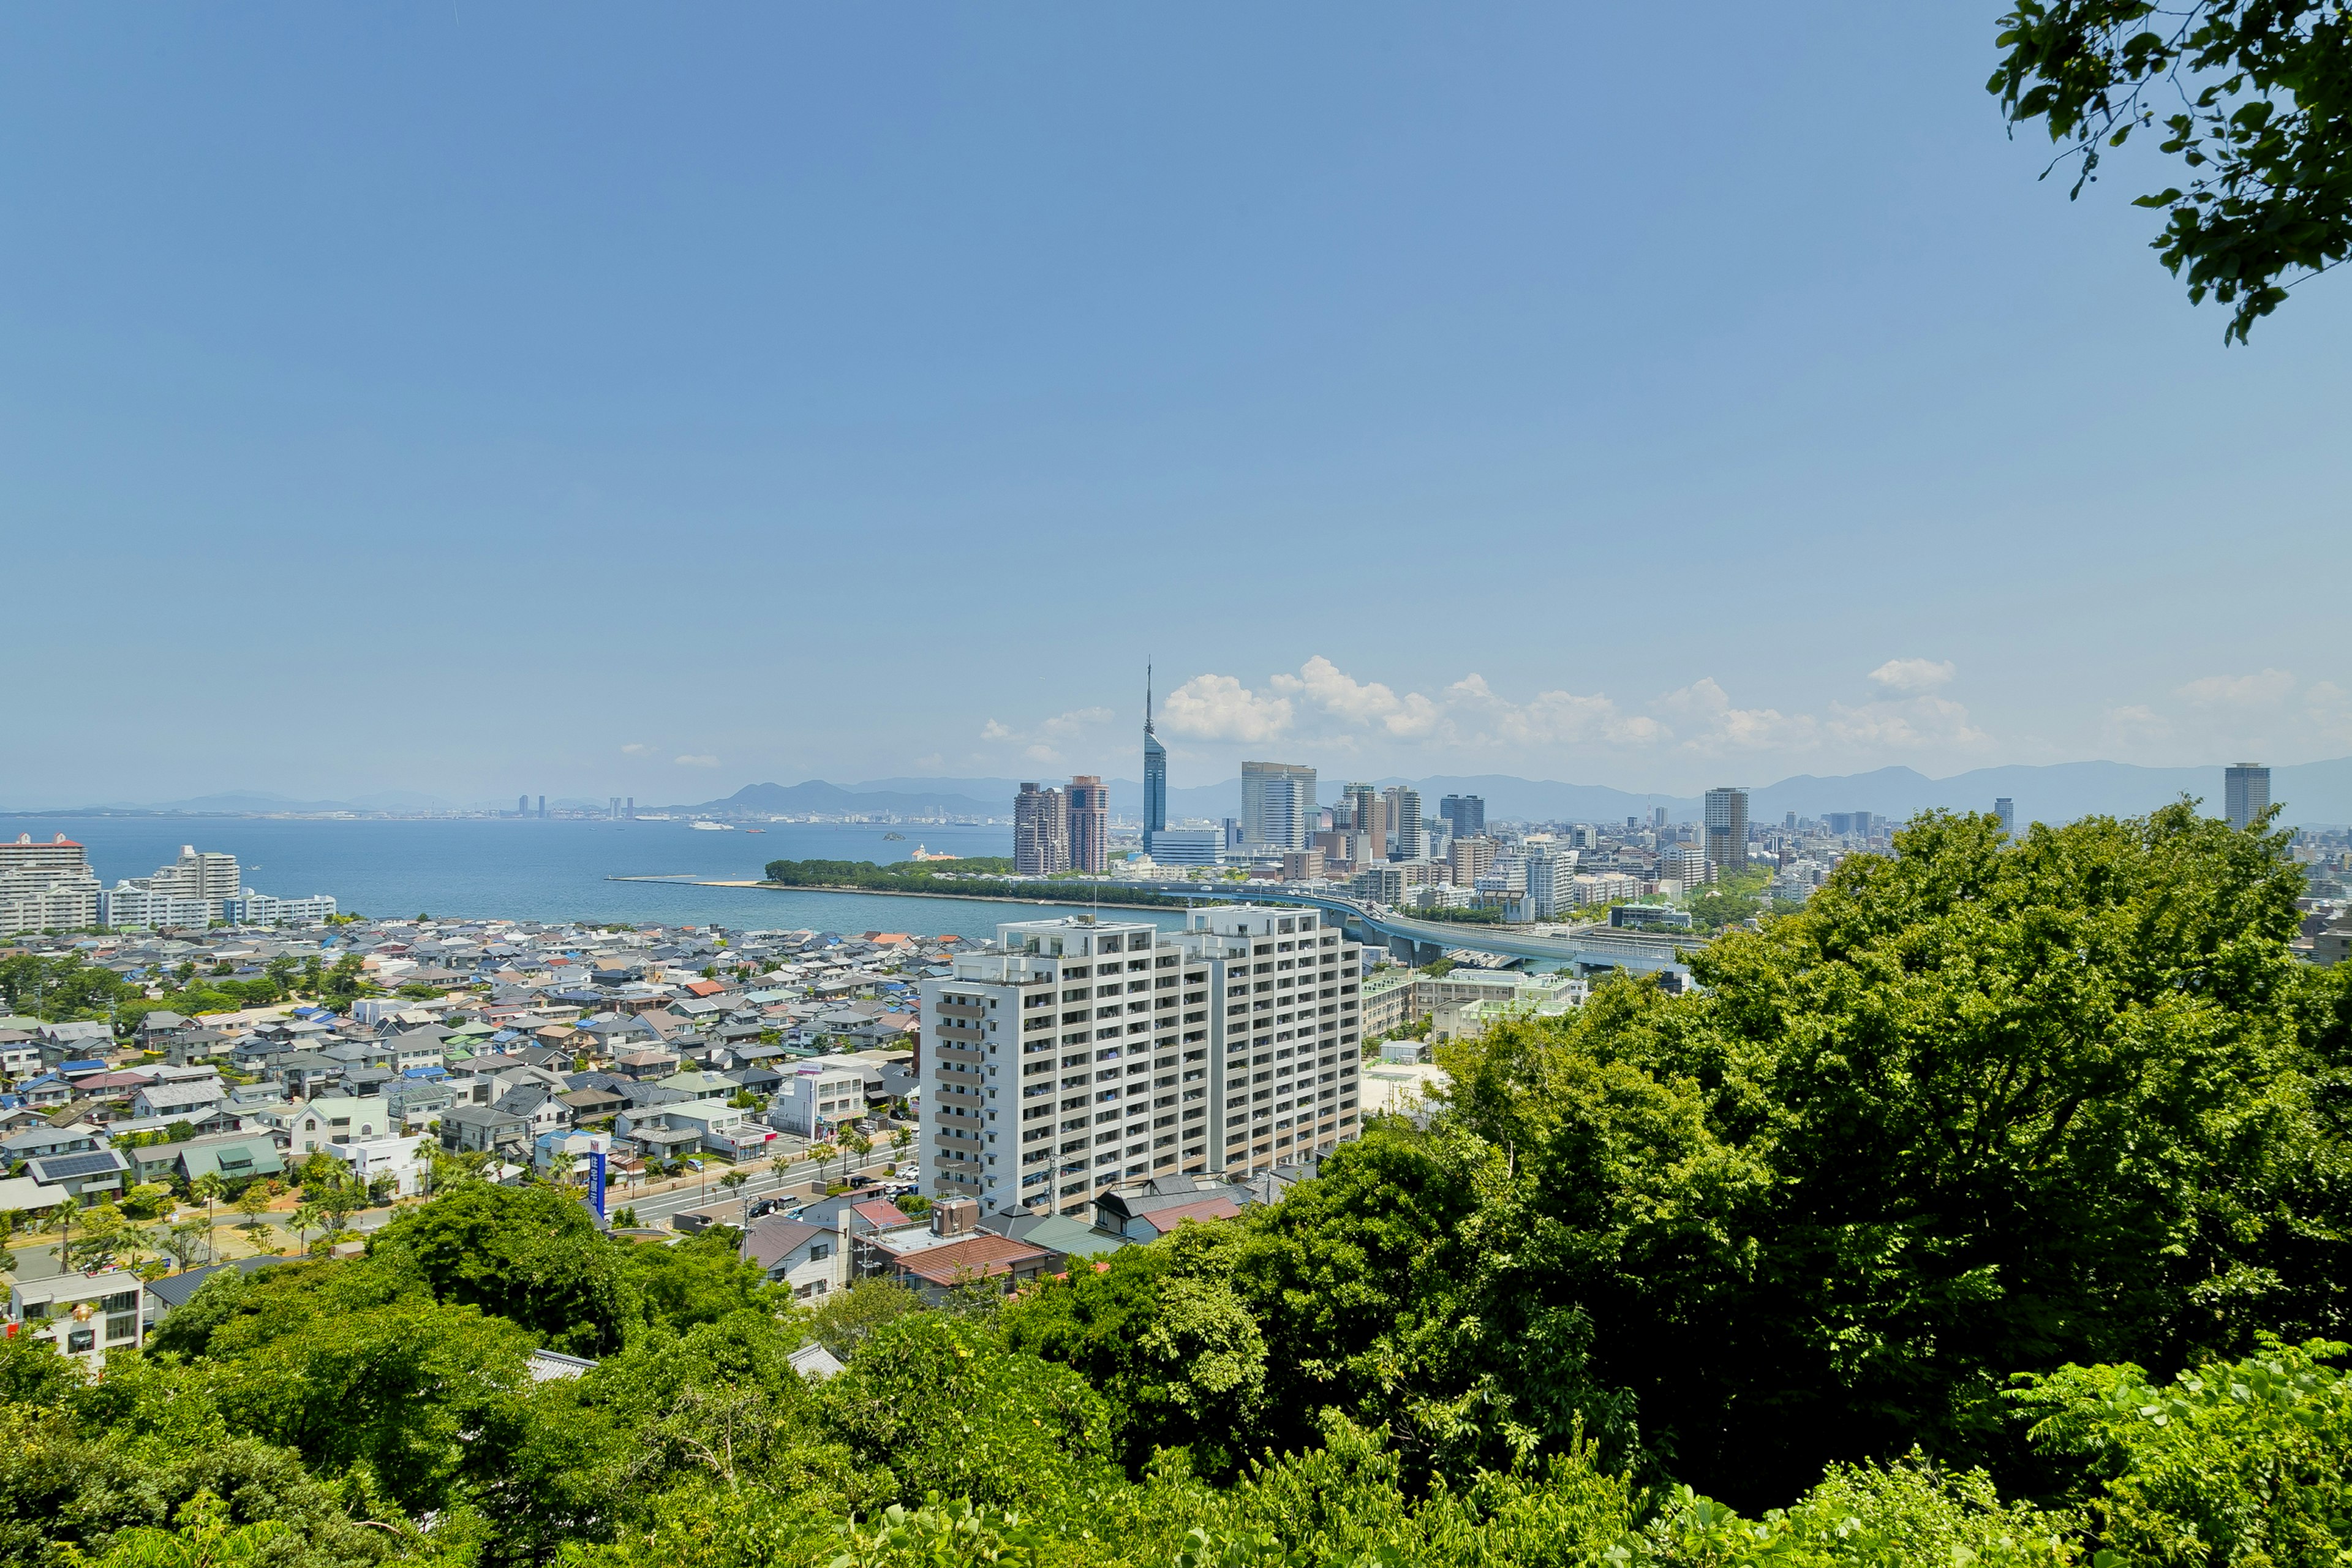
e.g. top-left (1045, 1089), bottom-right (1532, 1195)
top-left (0, 834), bottom-right (102, 935)
top-left (917, 905), bottom-right (1363, 1218)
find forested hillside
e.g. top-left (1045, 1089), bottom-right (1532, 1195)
top-left (7, 804), bottom-right (2350, 1568)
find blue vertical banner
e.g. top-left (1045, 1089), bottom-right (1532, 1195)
top-left (590, 1147), bottom-right (607, 1222)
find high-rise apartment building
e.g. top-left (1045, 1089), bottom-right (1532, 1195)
top-left (1067, 775), bottom-right (1110, 875)
top-left (1383, 786), bottom-right (1423, 861)
top-left (918, 905), bottom-right (1363, 1218)
top-left (1994, 797), bottom-right (2016, 837)
top-left (1523, 847), bottom-right (1580, 919)
top-left (1341, 783), bottom-right (1387, 854)
top-left (1703, 786), bottom-right (1749, 875)
top-left (0, 833), bottom-right (102, 935)
top-left (517, 794), bottom-right (529, 816)
top-left (1014, 783), bottom-right (1070, 875)
top-left (1653, 806), bottom-right (1670, 832)
top-left (1439, 794), bottom-right (1486, 840)
top-left (2225, 763), bottom-right (2271, 830)
top-left (1241, 762), bottom-right (1317, 850)
top-left (1449, 835), bottom-right (1496, 888)
top-left (148, 845), bottom-right (241, 903)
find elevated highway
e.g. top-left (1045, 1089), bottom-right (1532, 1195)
top-left (1104, 880), bottom-right (1701, 976)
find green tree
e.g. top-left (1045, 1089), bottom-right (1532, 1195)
top-left (1991, 0), bottom-right (2352, 341)
top-left (2015, 1335), bottom-right (2352, 1567)
top-left (1002, 1232), bottom-right (1269, 1477)
top-left (804, 1278), bottom-right (925, 1360)
top-left (1417, 804), bottom-right (2350, 1503)
top-left (368, 1182), bottom-right (638, 1355)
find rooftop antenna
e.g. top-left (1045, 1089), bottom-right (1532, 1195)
top-left (1145, 660), bottom-right (1153, 735)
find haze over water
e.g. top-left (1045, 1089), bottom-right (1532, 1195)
top-left (0, 817), bottom-right (1186, 937)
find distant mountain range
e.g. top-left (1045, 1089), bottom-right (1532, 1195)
top-left (20, 756), bottom-right (2349, 826)
top-left (691, 756), bottom-right (2352, 828)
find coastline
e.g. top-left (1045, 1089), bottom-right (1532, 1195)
top-left (609, 875), bottom-right (1213, 914)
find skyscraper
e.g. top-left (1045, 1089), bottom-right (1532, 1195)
top-left (1384, 786), bottom-right (1423, 861)
top-left (1343, 783), bottom-right (1386, 854)
top-left (517, 794), bottom-right (529, 816)
top-left (1703, 786), bottom-right (1749, 875)
top-left (1994, 797), bottom-right (2016, 837)
top-left (1142, 666), bottom-right (1167, 839)
top-left (1068, 775), bottom-right (1109, 874)
top-left (1014, 783), bottom-right (1069, 875)
top-left (1439, 794), bottom-right (1485, 839)
top-left (1242, 761), bottom-right (1317, 850)
top-left (2225, 763), bottom-right (2271, 830)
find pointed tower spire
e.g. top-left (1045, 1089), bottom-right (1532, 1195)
top-left (1145, 662), bottom-right (1154, 734)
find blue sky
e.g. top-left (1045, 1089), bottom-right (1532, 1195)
top-left (6, 4), bottom-right (2347, 807)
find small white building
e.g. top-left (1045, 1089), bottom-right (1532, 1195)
top-left (325, 1132), bottom-right (432, 1197)
top-left (8, 1269), bottom-right (143, 1367)
top-left (767, 1063), bottom-right (867, 1139)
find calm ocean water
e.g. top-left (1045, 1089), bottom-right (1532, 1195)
top-left (0, 817), bottom-right (1189, 940)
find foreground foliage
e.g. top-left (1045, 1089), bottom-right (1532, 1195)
top-left (4, 804), bottom-right (2347, 1566)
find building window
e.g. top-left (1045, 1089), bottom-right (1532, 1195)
top-left (67, 1329), bottom-right (94, 1353)
top-left (107, 1314), bottom-right (137, 1342)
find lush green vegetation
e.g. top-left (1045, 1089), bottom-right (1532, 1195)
top-left (6, 804), bottom-right (2348, 1567)
top-left (0, 949), bottom-right (390, 1032)
top-left (762, 859), bottom-right (1204, 908)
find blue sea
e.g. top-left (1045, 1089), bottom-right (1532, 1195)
top-left (0, 816), bottom-right (1191, 940)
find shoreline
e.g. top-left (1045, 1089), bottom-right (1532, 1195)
top-left (605, 875), bottom-right (1217, 914)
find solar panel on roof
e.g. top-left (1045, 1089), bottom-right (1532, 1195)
top-left (34, 1150), bottom-right (124, 1181)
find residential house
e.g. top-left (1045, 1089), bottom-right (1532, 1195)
top-left (24, 1147), bottom-right (129, 1205)
top-left (742, 1216), bottom-right (848, 1300)
top-left (129, 1077), bottom-right (226, 1123)
top-left (439, 1103), bottom-right (530, 1156)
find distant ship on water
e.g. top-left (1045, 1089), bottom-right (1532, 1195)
top-left (690, 820), bottom-right (731, 832)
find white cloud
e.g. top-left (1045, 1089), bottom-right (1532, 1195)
top-left (1829, 695), bottom-right (1988, 749)
top-left (1271, 657), bottom-right (1443, 737)
top-left (1869, 658), bottom-right (1957, 694)
top-left (2106, 704), bottom-right (2172, 744)
top-left (620, 742), bottom-right (655, 756)
top-left (1445, 672), bottom-right (1661, 746)
top-left (2177, 669), bottom-right (2295, 707)
top-left (979, 720), bottom-right (1014, 742)
top-left (674, 754), bottom-right (720, 768)
top-left (1659, 677), bottom-right (1819, 753)
top-left (1161, 674), bottom-right (1295, 743)
top-left (1039, 706), bottom-right (1114, 737)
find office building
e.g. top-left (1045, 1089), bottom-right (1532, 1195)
top-left (917, 905), bottom-right (1362, 1218)
top-left (1383, 786), bottom-right (1423, 861)
top-left (1142, 666), bottom-right (1167, 837)
top-left (1143, 828), bottom-right (1220, 866)
top-left (1653, 806), bottom-right (1670, 831)
top-left (1994, 797), bottom-right (2016, 837)
top-left (1067, 775), bottom-right (1110, 875)
top-left (537, 796), bottom-right (546, 819)
top-left (1439, 795), bottom-right (1486, 840)
top-left (1014, 783), bottom-right (1069, 875)
top-left (609, 797), bottom-right (622, 820)
top-left (1341, 783), bottom-right (1387, 853)
top-left (1242, 762), bottom-right (1317, 850)
top-left (0, 833), bottom-right (102, 935)
top-left (517, 794), bottom-right (529, 816)
top-left (1703, 787), bottom-right (1749, 876)
top-left (1281, 849), bottom-right (1327, 882)
top-left (2225, 763), bottom-right (2271, 831)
